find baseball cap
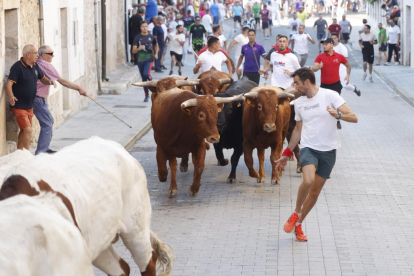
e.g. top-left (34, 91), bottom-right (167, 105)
top-left (320, 38), bottom-right (334, 44)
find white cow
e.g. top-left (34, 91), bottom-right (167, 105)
top-left (0, 194), bottom-right (93, 276)
top-left (0, 149), bottom-right (33, 181)
top-left (0, 137), bottom-right (174, 276)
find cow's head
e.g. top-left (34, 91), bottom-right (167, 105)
top-left (198, 77), bottom-right (233, 95)
top-left (133, 77), bottom-right (199, 93)
top-left (214, 93), bottom-right (244, 133)
top-left (181, 94), bottom-right (243, 143)
top-left (244, 86), bottom-right (294, 133)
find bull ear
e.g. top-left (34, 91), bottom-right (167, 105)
top-left (181, 107), bottom-right (193, 114)
top-left (245, 98), bottom-right (255, 105)
top-left (217, 103), bottom-right (224, 112)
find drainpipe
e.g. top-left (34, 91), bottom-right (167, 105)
top-left (125, 0), bottom-right (129, 63)
top-left (94, 0), bottom-right (102, 92)
top-left (39, 0), bottom-right (44, 45)
top-left (101, 0), bottom-right (107, 81)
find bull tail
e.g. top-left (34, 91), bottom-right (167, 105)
top-left (150, 230), bottom-right (175, 276)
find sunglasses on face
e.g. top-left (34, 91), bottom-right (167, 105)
top-left (45, 52), bottom-right (54, 56)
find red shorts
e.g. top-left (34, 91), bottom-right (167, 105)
top-left (12, 107), bottom-right (34, 129)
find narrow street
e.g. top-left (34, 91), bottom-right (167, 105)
top-left (95, 13), bottom-right (414, 276)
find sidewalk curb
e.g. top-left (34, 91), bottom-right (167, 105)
top-left (373, 68), bottom-right (414, 108)
top-left (100, 65), bottom-right (140, 95)
top-left (123, 120), bottom-right (152, 151)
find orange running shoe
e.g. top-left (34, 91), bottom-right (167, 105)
top-left (284, 212), bottom-right (299, 233)
top-left (294, 224), bottom-right (308, 242)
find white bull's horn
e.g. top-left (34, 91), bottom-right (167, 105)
top-left (181, 98), bottom-right (198, 109)
top-left (277, 92), bottom-right (295, 99)
top-left (132, 80), bottom-right (158, 87)
top-left (243, 91), bottom-right (259, 99)
top-left (215, 94), bottom-right (244, 104)
top-left (290, 100), bottom-right (295, 106)
top-left (176, 80), bottom-right (199, 86)
top-left (219, 78), bottom-right (233, 85)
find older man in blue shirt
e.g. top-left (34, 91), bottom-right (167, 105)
top-left (134, 0), bottom-right (158, 23)
top-left (236, 29), bottom-right (266, 84)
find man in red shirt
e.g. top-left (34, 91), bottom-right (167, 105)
top-left (259, 5), bottom-right (270, 39)
top-left (328, 18), bottom-right (342, 38)
top-left (312, 38), bottom-right (352, 129)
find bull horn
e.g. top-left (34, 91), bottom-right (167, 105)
top-left (277, 92), bottom-right (295, 99)
top-left (219, 78), bottom-right (232, 85)
top-left (215, 94), bottom-right (244, 104)
top-left (132, 80), bottom-right (158, 87)
top-left (243, 91), bottom-right (259, 99)
top-left (290, 100), bottom-right (295, 106)
top-left (181, 98), bottom-right (198, 109)
top-left (176, 80), bottom-right (199, 87)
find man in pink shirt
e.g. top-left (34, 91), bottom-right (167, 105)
top-left (35, 45), bottom-right (87, 155)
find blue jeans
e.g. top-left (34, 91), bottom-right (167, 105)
top-left (33, 97), bottom-right (54, 155)
top-left (137, 59), bottom-right (152, 96)
top-left (213, 16), bottom-right (220, 24)
top-left (154, 46), bottom-right (164, 71)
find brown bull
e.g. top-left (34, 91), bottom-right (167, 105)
top-left (242, 85), bottom-right (294, 185)
top-left (134, 75), bottom-right (199, 97)
top-left (196, 67), bottom-right (233, 95)
top-left (149, 86), bottom-right (242, 197)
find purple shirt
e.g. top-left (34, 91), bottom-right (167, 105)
top-left (240, 43), bottom-right (266, 73)
top-left (36, 58), bottom-right (61, 98)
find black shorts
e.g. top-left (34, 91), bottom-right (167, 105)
top-left (379, 43), bottom-right (387, 51)
top-left (342, 32), bottom-right (350, 41)
top-left (321, 81), bottom-right (342, 95)
top-left (269, 19), bottom-right (273, 26)
top-left (362, 51), bottom-right (374, 64)
top-left (234, 16), bottom-right (241, 23)
top-left (192, 43), bottom-right (203, 52)
top-left (170, 51), bottom-right (183, 62)
top-left (300, 147), bottom-right (336, 179)
top-left (255, 17), bottom-right (260, 24)
top-left (262, 21), bottom-right (269, 29)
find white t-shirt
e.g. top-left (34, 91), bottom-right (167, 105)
top-left (169, 20), bottom-right (178, 34)
top-left (294, 88), bottom-right (345, 151)
top-left (218, 34), bottom-right (227, 50)
top-left (218, 3), bottom-right (226, 16)
top-left (198, 50), bottom-right (227, 72)
top-left (161, 24), bottom-right (168, 40)
top-left (291, 33), bottom-right (312, 55)
top-left (187, 5), bottom-right (195, 16)
top-left (333, 43), bottom-right (348, 57)
top-left (168, 33), bottom-right (185, 54)
top-left (387, 25), bottom-right (401, 44)
top-left (233, 34), bottom-right (249, 62)
top-left (289, 19), bottom-right (302, 35)
top-left (202, 14), bottom-right (213, 33)
top-left (148, 22), bottom-right (155, 33)
top-left (270, 52), bottom-right (300, 89)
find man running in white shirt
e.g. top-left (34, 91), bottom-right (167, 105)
top-left (331, 33), bottom-right (361, 96)
top-left (227, 27), bottom-right (250, 78)
top-left (193, 36), bottom-right (233, 74)
top-left (263, 35), bottom-right (300, 89)
top-left (290, 25), bottom-right (316, 67)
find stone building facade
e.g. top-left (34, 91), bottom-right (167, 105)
top-left (0, 0), bottom-right (127, 156)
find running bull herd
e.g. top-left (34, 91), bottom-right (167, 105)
top-left (0, 68), bottom-right (301, 275)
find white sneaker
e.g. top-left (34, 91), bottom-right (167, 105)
top-left (384, 62), bottom-right (390, 66)
top-left (362, 73), bottom-right (367, 81)
top-left (395, 62), bottom-right (400, 66)
top-left (369, 76), bottom-right (373, 83)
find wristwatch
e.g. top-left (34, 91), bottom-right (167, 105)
top-left (336, 111), bottom-right (342, 120)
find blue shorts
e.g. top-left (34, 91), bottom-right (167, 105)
top-left (317, 33), bottom-right (326, 41)
top-left (379, 43), bottom-right (387, 51)
top-left (213, 16), bottom-right (220, 24)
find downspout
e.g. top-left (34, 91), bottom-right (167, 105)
top-left (94, 0), bottom-right (102, 92)
top-left (125, 0), bottom-right (129, 63)
top-left (39, 0), bottom-right (44, 45)
top-left (101, 0), bottom-right (107, 81)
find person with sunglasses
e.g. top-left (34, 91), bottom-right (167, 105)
top-left (34, 45), bottom-right (88, 155)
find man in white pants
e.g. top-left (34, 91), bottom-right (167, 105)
top-left (331, 33), bottom-right (361, 96)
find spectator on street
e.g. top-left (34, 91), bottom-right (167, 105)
top-left (34, 45), bottom-right (88, 155)
top-left (148, 16), bottom-right (157, 33)
top-left (236, 29), bottom-right (267, 84)
top-left (242, 12), bottom-right (256, 29)
top-left (328, 18), bottom-right (342, 38)
top-left (202, 9), bottom-right (213, 34)
top-left (183, 10), bottom-right (196, 31)
top-left (5, 44), bottom-right (54, 150)
top-left (189, 16), bottom-right (209, 60)
top-left (290, 25), bottom-right (316, 67)
top-left (194, 0), bottom-right (201, 16)
top-left (212, 24), bottom-right (227, 51)
top-left (358, 18), bottom-right (367, 34)
top-left (376, 22), bottom-right (388, 65)
top-left (233, 1), bottom-right (244, 31)
top-left (259, 4), bottom-right (271, 39)
top-left (339, 15), bottom-right (352, 44)
top-left (193, 36), bottom-right (233, 74)
top-left (385, 19), bottom-right (401, 65)
top-left (313, 14), bottom-right (328, 53)
top-left (296, 5), bottom-right (310, 25)
top-left (210, 1), bottom-right (221, 24)
top-left (287, 12), bottom-right (302, 39)
top-left (359, 25), bottom-right (378, 83)
top-left (153, 17), bottom-right (166, 73)
top-left (129, 8), bottom-right (145, 65)
top-left (134, 0), bottom-right (158, 23)
top-left (390, 5), bottom-right (401, 24)
top-left (252, 1), bottom-right (261, 30)
top-left (269, 0), bottom-right (281, 27)
top-left (167, 25), bottom-right (186, 75)
top-left (132, 21), bottom-right (159, 102)
top-left (218, 0), bottom-right (227, 24)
